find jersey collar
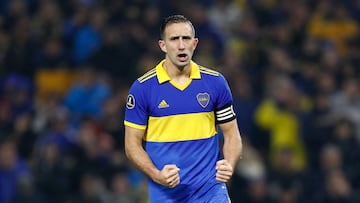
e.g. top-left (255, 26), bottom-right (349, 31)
top-left (156, 60), bottom-right (201, 84)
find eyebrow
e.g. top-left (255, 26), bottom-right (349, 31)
top-left (169, 35), bottom-right (192, 40)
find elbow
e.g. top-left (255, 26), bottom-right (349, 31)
top-left (124, 144), bottom-right (132, 160)
top-left (124, 140), bottom-right (140, 162)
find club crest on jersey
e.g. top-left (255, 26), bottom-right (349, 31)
top-left (126, 94), bottom-right (135, 109)
top-left (197, 92), bottom-right (210, 108)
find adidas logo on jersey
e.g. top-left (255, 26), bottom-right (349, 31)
top-left (158, 100), bottom-right (169, 108)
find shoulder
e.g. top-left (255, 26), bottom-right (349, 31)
top-left (198, 66), bottom-right (220, 77)
top-left (137, 68), bottom-right (157, 83)
top-left (129, 67), bottom-right (161, 97)
top-left (198, 65), bottom-right (228, 85)
top-left (129, 68), bottom-right (157, 92)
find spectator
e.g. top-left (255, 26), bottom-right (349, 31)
top-left (244, 179), bottom-right (274, 203)
top-left (108, 171), bottom-right (138, 203)
top-left (254, 76), bottom-right (308, 172)
top-left (0, 137), bottom-right (32, 203)
top-left (34, 142), bottom-right (69, 203)
top-left (63, 66), bottom-right (111, 126)
top-left (3, 16), bottom-right (37, 78)
top-left (320, 169), bottom-right (359, 203)
top-left (12, 112), bottom-right (37, 161)
top-left (308, 2), bottom-right (359, 56)
top-left (72, 6), bottom-right (107, 65)
top-left (207, 0), bottom-right (243, 37)
top-left (68, 172), bottom-right (107, 203)
top-left (330, 78), bottom-right (360, 139)
top-left (11, 175), bottom-right (45, 203)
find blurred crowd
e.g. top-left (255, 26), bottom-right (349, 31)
top-left (0, 0), bottom-right (360, 202)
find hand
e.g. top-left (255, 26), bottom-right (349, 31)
top-left (155, 164), bottom-right (180, 188)
top-left (216, 159), bottom-right (233, 183)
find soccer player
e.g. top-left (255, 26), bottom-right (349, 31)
top-left (124, 15), bottom-right (243, 202)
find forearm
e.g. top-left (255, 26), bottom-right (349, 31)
top-left (125, 144), bottom-right (160, 181)
top-left (221, 120), bottom-right (243, 168)
top-left (223, 133), bottom-right (242, 168)
top-left (125, 126), bottom-right (160, 182)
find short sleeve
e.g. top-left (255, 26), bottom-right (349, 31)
top-left (214, 74), bottom-right (236, 124)
top-left (214, 74), bottom-right (233, 109)
top-left (124, 81), bottom-right (148, 130)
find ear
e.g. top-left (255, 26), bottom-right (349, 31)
top-left (193, 38), bottom-right (199, 51)
top-left (159, 40), bottom-right (167, 53)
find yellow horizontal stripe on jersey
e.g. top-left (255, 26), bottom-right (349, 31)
top-left (146, 112), bottom-right (217, 142)
top-left (124, 121), bottom-right (147, 130)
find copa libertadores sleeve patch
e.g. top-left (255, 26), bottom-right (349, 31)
top-left (215, 104), bottom-right (236, 124)
top-left (126, 94), bottom-right (135, 109)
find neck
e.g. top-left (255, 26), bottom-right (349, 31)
top-left (163, 59), bottom-right (191, 85)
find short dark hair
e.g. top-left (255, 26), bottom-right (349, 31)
top-left (159, 15), bottom-right (195, 39)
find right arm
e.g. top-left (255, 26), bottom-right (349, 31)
top-left (125, 126), bottom-right (180, 188)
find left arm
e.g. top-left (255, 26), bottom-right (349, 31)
top-left (216, 119), bottom-right (243, 183)
top-left (214, 74), bottom-right (243, 182)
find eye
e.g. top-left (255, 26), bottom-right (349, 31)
top-left (170, 36), bottom-right (179, 41)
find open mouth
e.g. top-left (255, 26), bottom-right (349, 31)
top-left (177, 53), bottom-right (188, 61)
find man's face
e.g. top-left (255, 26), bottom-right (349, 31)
top-left (159, 22), bottom-right (198, 69)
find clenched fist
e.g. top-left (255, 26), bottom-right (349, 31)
top-left (216, 159), bottom-right (233, 183)
top-left (155, 164), bottom-right (180, 188)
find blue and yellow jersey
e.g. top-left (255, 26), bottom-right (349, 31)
top-left (124, 60), bottom-right (235, 202)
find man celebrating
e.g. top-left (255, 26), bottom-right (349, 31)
top-left (124, 15), bottom-right (242, 202)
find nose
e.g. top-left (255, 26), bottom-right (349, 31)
top-left (178, 39), bottom-right (185, 50)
